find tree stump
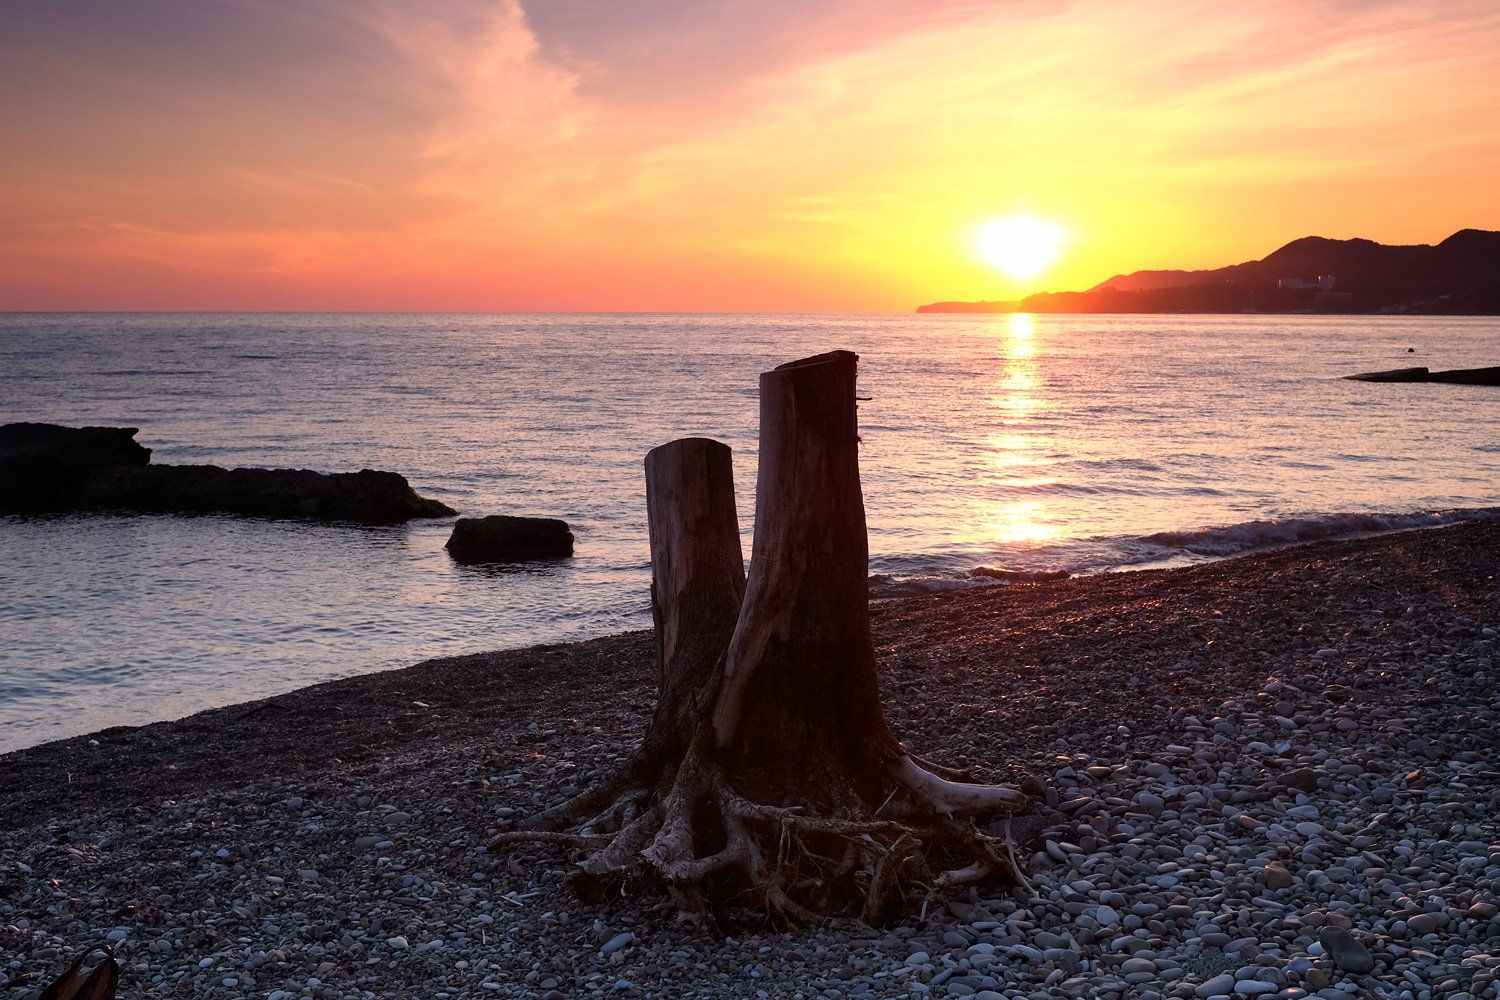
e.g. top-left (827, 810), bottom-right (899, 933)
top-left (491, 351), bottom-right (1030, 922)
top-left (644, 437), bottom-right (746, 758)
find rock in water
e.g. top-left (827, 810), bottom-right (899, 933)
top-left (0, 422), bottom-right (150, 510)
top-left (81, 465), bottom-right (454, 523)
top-left (1341, 366), bottom-right (1432, 383)
top-left (1318, 927), bottom-right (1375, 974)
top-left (0, 422), bottom-right (454, 522)
top-left (1344, 365), bottom-right (1500, 385)
top-left (446, 515), bottom-right (575, 564)
top-left (969, 566), bottom-right (1071, 584)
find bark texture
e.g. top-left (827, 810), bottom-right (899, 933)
top-left (490, 351), bottom-right (1030, 922)
top-left (710, 353), bottom-right (894, 804)
top-left (645, 437), bottom-right (746, 755)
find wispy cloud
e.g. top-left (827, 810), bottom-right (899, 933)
top-left (1, 0), bottom-right (1497, 309)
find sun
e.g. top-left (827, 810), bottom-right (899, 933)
top-left (975, 215), bottom-right (1066, 279)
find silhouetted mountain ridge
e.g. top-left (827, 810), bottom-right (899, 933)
top-left (918, 229), bottom-right (1500, 314)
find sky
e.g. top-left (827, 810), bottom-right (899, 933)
top-left (3, 0), bottom-right (1499, 312)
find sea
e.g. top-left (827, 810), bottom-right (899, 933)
top-left (2, 312), bottom-right (1498, 752)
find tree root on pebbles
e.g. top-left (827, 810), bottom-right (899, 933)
top-left (488, 734), bottom-right (1030, 925)
top-left (491, 354), bottom-right (1037, 925)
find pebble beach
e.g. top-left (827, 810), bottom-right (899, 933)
top-left (3, 518), bottom-right (1498, 999)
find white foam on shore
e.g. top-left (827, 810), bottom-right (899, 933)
top-left (873, 506), bottom-right (1500, 596)
top-left (1138, 506), bottom-right (1500, 557)
top-left (869, 573), bottom-right (992, 599)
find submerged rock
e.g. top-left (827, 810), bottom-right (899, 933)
top-left (0, 422), bottom-right (454, 523)
top-left (446, 515), bottom-right (574, 564)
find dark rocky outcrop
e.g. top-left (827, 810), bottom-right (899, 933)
top-left (0, 423), bottom-right (455, 523)
top-left (1344, 365), bottom-right (1500, 385)
top-left (1342, 366), bottom-right (1432, 382)
top-left (445, 515), bottom-right (574, 564)
top-left (81, 465), bottom-right (455, 522)
top-left (0, 422), bottom-right (150, 510)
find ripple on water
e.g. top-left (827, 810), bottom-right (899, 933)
top-left (3, 312), bottom-right (1500, 749)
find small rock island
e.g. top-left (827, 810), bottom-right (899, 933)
top-left (0, 422), bottom-right (455, 523)
top-left (1343, 365), bottom-right (1500, 385)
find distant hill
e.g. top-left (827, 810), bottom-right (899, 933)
top-left (917, 229), bottom-right (1500, 314)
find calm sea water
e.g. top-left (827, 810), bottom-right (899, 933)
top-left (2, 312), bottom-right (1498, 751)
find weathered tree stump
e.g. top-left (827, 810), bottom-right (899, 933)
top-left (643, 437), bottom-right (746, 759)
top-left (490, 351), bottom-right (1029, 922)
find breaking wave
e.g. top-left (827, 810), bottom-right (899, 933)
top-left (1139, 507), bottom-right (1500, 557)
top-left (871, 506), bottom-right (1500, 597)
top-left (868, 573), bottom-right (990, 599)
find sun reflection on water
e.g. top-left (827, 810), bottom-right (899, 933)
top-left (1007, 311), bottom-right (1036, 357)
top-left (984, 313), bottom-right (1058, 545)
top-left (989, 501), bottom-right (1058, 542)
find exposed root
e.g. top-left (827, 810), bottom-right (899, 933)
top-left (487, 830), bottom-right (610, 849)
top-left (932, 860), bottom-right (996, 890)
top-left (640, 741), bottom-right (709, 873)
top-left (903, 747), bottom-right (975, 782)
top-left (580, 802), bottom-right (665, 876)
top-left (860, 831), bottom-right (922, 923)
top-left (512, 764), bottom-right (645, 833)
top-left (488, 747), bottom-right (1033, 923)
top-left (1000, 815), bottom-right (1036, 898)
top-left (579, 788), bottom-right (647, 835)
top-left (889, 755), bottom-right (1028, 818)
top-left (722, 792), bottom-right (909, 839)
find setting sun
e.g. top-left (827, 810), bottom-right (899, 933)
top-left (975, 216), bottom-right (1067, 280)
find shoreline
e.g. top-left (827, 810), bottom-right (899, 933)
top-left (3, 518), bottom-right (1498, 997)
top-left (8, 504), bottom-right (1498, 759)
top-left (0, 513), bottom-right (1480, 809)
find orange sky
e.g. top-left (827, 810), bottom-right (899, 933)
top-left (3, 0), bottom-right (1499, 312)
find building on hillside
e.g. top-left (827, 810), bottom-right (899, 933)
top-left (1279, 275), bottom-right (1337, 291)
